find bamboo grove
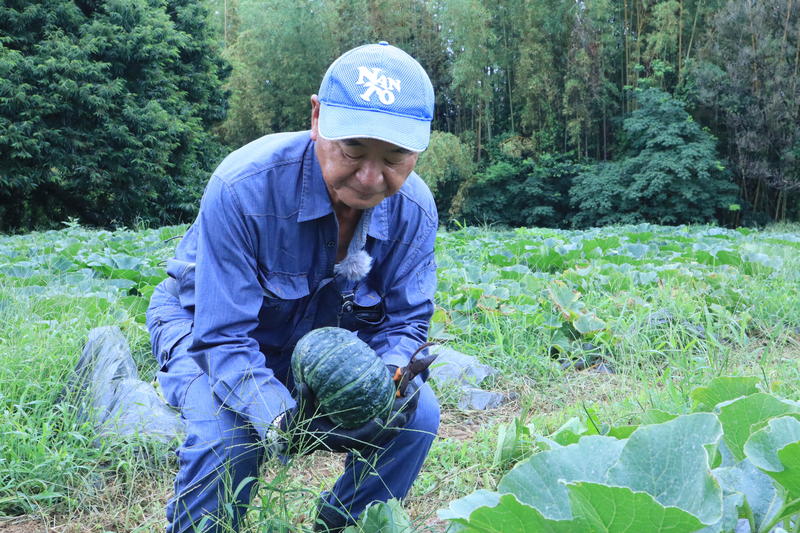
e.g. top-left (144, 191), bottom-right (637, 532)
top-left (212, 0), bottom-right (800, 226)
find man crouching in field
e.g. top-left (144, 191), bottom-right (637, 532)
top-left (145, 42), bottom-right (439, 532)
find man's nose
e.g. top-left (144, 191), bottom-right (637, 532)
top-left (355, 159), bottom-right (384, 187)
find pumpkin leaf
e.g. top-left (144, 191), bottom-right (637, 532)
top-left (606, 413), bottom-right (723, 525)
top-left (438, 491), bottom-right (576, 533)
top-left (343, 499), bottom-right (412, 533)
top-left (573, 313), bottom-right (606, 335)
top-left (744, 416), bottom-right (800, 514)
top-left (713, 459), bottom-right (783, 529)
top-left (498, 436), bottom-right (626, 520)
top-left (567, 482), bottom-right (705, 532)
top-left (717, 393), bottom-right (800, 461)
top-left (690, 376), bottom-right (760, 412)
top-left (547, 283), bottom-right (582, 319)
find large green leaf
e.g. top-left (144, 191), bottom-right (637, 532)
top-left (745, 416), bottom-right (800, 512)
top-left (573, 313), bottom-right (606, 335)
top-left (694, 491), bottom-right (744, 533)
top-left (772, 443), bottom-right (800, 515)
top-left (438, 490), bottom-right (576, 533)
top-left (639, 409), bottom-right (678, 425)
top-left (713, 459), bottom-right (782, 528)
top-left (547, 283), bottom-right (583, 318)
top-left (567, 482), bottom-right (705, 533)
top-left (548, 417), bottom-right (591, 447)
top-left (718, 394), bottom-right (800, 461)
top-left (690, 376), bottom-right (760, 412)
top-left (498, 436), bottom-right (625, 520)
top-left (744, 416), bottom-right (800, 473)
top-left (499, 264), bottom-right (532, 280)
top-left (441, 483), bottom-right (709, 533)
top-left (607, 413), bottom-right (723, 525)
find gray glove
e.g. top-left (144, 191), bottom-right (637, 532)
top-left (277, 384), bottom-right (397, 455)
top-left (384, 364), bottom-right (421, 432)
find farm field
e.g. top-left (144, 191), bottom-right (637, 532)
top-left (1, 222), bottom-right (799, 532)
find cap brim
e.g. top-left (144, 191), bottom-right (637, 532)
top-left (318, 103), bottom-right (431, 152)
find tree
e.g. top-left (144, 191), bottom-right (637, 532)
top-left (439, 0), bottom-right (498, 158)
top-left (570, 88), bottom-right (737, 227)
top-left (689, 0), bottom-right (800, 222)
top-left (0, 0), bottom-right (228, 231)
top-left (562, 0), bottom-right (621, 160)
top-left (512, 0), bottom-right (572, 151)
top-left (414, 130), bottom-right (474, 218)
top-left (218, 0), bottom-right (338, 147)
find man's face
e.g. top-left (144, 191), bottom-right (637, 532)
top-left (310, 95), bottom-right (420, 211)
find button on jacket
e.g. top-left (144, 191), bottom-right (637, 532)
top-left (163, 131), bottom-right (438, 439)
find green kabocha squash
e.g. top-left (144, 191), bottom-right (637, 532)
top-left (291, 327), bottom-right (395, 428)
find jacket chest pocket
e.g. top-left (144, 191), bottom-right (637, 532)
top-left (257, 271), bottom-right (310, 342)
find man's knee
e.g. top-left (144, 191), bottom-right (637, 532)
top-left (406, 382), bottom-right (440, 437)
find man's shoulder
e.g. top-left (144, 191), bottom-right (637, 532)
top-left (213, 131), bottom-right (311, 185)
top-left (395, 171), bottom-right (437, 222)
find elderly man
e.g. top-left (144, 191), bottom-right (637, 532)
top-left (146, 42), bottom-right (439, 532)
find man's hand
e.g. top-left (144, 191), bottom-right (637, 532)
top-left (277, 384), bottom-right (393, 455)
top-left (385, 364), bottom-right (421, 430)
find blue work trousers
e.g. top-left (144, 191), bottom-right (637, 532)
top-left (146, 282), bottom-right (440, 532)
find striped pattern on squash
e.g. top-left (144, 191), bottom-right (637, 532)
top-left (290, 327), bottom-right (395, 428)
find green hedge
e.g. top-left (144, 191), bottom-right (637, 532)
top-left (0, 0), bottom-right (229, 231)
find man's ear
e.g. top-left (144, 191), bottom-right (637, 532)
top-left (310, 95), bottom-right (320, 141)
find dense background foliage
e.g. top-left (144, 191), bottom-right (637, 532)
top-left (208, 0), bottom-right (800, 227)
top-left (0, 0), bottom-right (228, 231)
top-left (1, 0), bottom-right (799, 231)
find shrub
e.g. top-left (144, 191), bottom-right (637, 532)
top-left (569, 89), bottom-right (738, 227)
top-left (0, 0), bottom-right (229, 231)
top-left (450, 135), bottom-right (583, 228)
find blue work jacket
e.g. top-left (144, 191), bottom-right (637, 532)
top-left (164, 131), bottom-right (438, 438)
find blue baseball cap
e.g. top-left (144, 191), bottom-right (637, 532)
top-left (317, 42), bottom-right (434, 152)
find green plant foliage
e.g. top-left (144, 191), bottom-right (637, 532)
top-left (218, 0), bottom-right (337, 147)
top-left (0, 0), bottom-right (228, 231)
top-left (441, 378), bottom-right (800, 533)
top-left (2, 222), bottom-right (799, 524)
top-left (433, 222), bottom-right (798, 374)
top-left (343, 498), bottom-right (412, 533)
top-left (716, 393), bottom-right (800, 462)
top-left (493, 410), bottom-right (537, 468)
top-left (690, 376), bottom-right (760, 412)
top-left (688, 0), bottom-right (800, 223)
top-left (570, 88), bottom-right (738, 227)
top-left (414, 130), bottom-right (474, 218)
top-left (451, 136), bottom-right (584, 228)
top-left (219, 0), bottom-right (447, 148)
top-left (197, 0), bottom-right (798, 223)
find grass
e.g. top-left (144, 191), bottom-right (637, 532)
top-left (1, 222), bottom-right (799, 531)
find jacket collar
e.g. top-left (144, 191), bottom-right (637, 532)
top-left (297, 139), bottom-right (334, 222)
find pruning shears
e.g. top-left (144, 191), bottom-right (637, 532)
top-left (391, 342), bottom-right (438, 397)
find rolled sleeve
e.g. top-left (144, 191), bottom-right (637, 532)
top-left (189, 175), bottom-right (295, 439)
